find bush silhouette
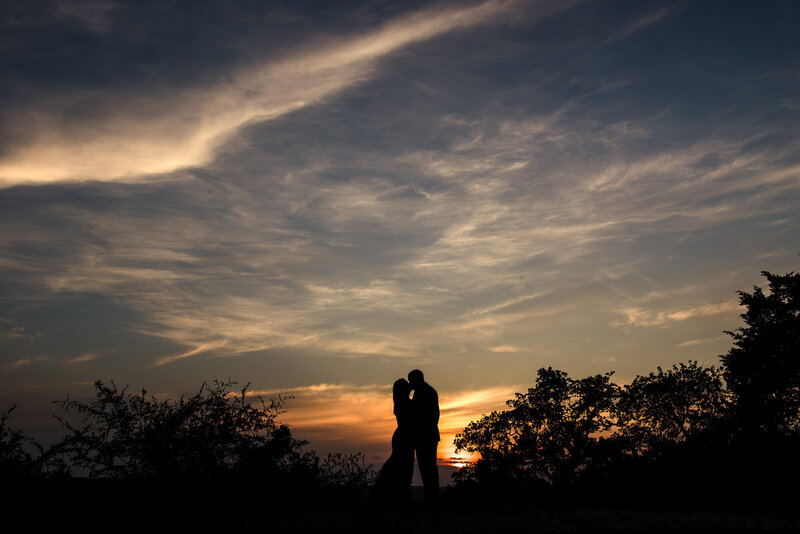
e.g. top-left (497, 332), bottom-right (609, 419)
top-left (50, 379), bottom-right (314, 481)
top-left (0, 405), bottom-right (39, 478)
top-left (318, 452), bottom-right (376, 489)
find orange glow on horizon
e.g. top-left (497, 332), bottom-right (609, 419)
top-left (263, 382), bottom-right (517, 471)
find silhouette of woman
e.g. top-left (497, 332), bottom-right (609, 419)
top-left (372, 378), bottom-right (414, 508)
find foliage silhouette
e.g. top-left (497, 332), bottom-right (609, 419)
top-left (721, 270), bottom-right (800, 434)
top-left (6, 379), bottom-right (378, 531)
top-left (615, 361), bottom-right (726, 455)
top-left (453, 368), bottom-right (618, 490)
top-left (318, 452), bottom-right (377, 491)
top-left (451, 269), bottom-right (800, 511)
top-left (50, 379), bottom-right (314, 480)
top-left (44, 377), bottom-right (377, 504)
top-left (0, 405), bottom-right (39, 478)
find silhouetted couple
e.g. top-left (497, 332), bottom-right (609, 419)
top-left (373, 369), bottom-right (439, 509)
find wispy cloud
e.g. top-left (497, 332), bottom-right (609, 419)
top-left (606, 5), bottom-right (675, 43)
top-left (65, 352), bottom-right (101, 364)
top-left (2, 104), bottom-right (796, 367)
top-left (617, 301), bottom-right (741, 328)
top-left (1, 326), bottom-right (40, 342)
top-left (5, 357), bottom-right (48, 371)
top-left (53, 0), bottom-right (118, 33)
top-left (676, 335), bottom-right (729, 348)
top-left (248, 383), bottom-right (390, 398)
top-left (0, 0), bottom-right (523, 187)
top-left (150, 340), bottom-right (228, 368)
top-left (488, 345), bottom-right (520, 353)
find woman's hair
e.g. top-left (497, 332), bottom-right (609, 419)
top-left (392, 378), bottom-right (410, 405)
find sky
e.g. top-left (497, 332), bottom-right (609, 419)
top-left (1, 0), bottom-right (799, 478)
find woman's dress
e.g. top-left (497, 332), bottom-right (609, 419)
top-left (372, 399), bottom-right (414, 506)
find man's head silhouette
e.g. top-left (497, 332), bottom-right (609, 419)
top-left (408, 369), bottom-right (424, 388)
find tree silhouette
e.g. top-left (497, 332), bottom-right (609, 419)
top-left (451, 269), bottom-right (800, 510)
top-left (721, 270), bottom-right (800, 434)
top-left (615, 361), bottom-right (726, 455)
top-left (454, 367), bottom-right (618, 488)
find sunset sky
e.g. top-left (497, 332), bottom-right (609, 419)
top-left (1, 0), bottom-right (799, 478)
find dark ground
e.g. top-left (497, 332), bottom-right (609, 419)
top-left (11, 480), bottom-right (800, 533)
top-left (261, 508), bottom-right (800, 534)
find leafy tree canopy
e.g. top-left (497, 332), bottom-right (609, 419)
top-left (721, 270), bottom-right (800, 433)
top-left (454, 367), bottom-right (618, 487)
top-left (615, 361), bottom-right (726, 454)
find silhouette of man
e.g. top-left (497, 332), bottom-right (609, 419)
top-left (408, 369), bottom-right (439, 506)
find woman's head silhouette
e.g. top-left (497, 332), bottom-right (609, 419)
top-left (392, 378), bottom-right (410, 405)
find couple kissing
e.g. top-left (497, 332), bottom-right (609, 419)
top-left (373, 369), bottom-right (439, 508)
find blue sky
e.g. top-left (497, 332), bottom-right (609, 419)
top-left (1, 0), bottom-right (799, 469)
